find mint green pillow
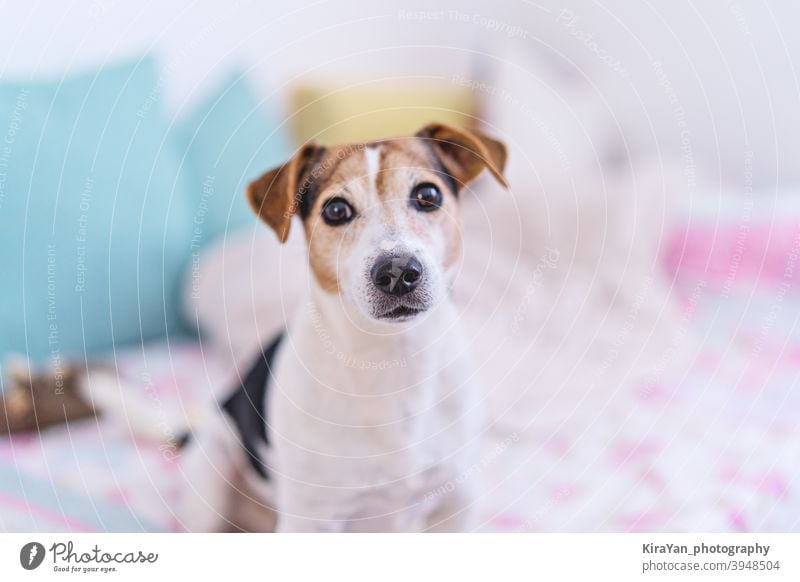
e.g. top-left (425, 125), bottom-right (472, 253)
top-left (0, 57), bottom-right (192, 361)
top-left (173, 71), bottom-right (291, 247)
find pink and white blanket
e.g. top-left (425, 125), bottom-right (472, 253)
top-left (1, 206), bottom-right (798, 532)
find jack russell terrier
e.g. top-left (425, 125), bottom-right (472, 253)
top-left (177, 122), bottom-right (507, 532)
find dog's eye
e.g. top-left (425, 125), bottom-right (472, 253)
top-left (411, 183), bottom-right (442, 212)
top-left (321, 197), bottom-right (355, 226)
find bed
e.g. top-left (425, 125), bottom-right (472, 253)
top-left (1, 216), bottom-right (797, 532)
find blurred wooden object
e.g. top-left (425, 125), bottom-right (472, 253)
top-left (290, 79), bottom-right (475, 144)
top-left (0, 363), bottom-right (96, 435)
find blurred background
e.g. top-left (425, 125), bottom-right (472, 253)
top-left (0, 0), bottom-right (798, 532)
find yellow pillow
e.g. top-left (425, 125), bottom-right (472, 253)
top-left (290, 80), bottom-right (475, 145)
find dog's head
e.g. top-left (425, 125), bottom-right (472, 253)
top-left (247, 122), bottom-right (507, 323)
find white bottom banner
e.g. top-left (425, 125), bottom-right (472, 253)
top-left (1, 533), bottom-right (797, 581)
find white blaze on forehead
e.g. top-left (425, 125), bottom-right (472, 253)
top-left (365, 145), bottom-right (381, 194)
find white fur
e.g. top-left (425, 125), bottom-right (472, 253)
top-left (270, 286), bottom-right (480, 532)
top-left (176, 411), bottom-right (275, 532)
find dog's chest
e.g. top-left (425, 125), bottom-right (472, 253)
top-left (270, 310), bottom-right (477, 490)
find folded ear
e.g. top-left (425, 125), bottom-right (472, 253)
top-left (246, 142), bottom-right (322, 243)
top-left (416, 123), bottom-right (508, 189)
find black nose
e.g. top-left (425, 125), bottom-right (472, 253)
top-left (370, 255), bottom-right (424, 296)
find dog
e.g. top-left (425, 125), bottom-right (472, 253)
top-left (177, 122), bottom-right (508, 532)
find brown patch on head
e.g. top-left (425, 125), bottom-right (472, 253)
top-left (307, 230), bottom-right (344, 294)
top-left (374, 139), bottom-right (455, 197)
top-left (301, 144), bottom-right (371, 293)
top-left (373, 138), bottom-right (464, 265)
top-left (441, 211), bottom-right (463, 269)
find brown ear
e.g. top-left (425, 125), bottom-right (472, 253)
top-left (246, 142), bottom-right (322, 243)
top-left (416, 123), bottom-right (508, 189)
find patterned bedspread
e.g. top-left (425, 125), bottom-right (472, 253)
top-left (1, 222), bottom-right (798, 532)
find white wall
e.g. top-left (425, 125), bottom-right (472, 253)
top-left (518, 0), bottom-right (800, 192)
top-left (2, 0), bottom-right (799, 191)
top-left (0, 0), bottom-right (488, 112)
